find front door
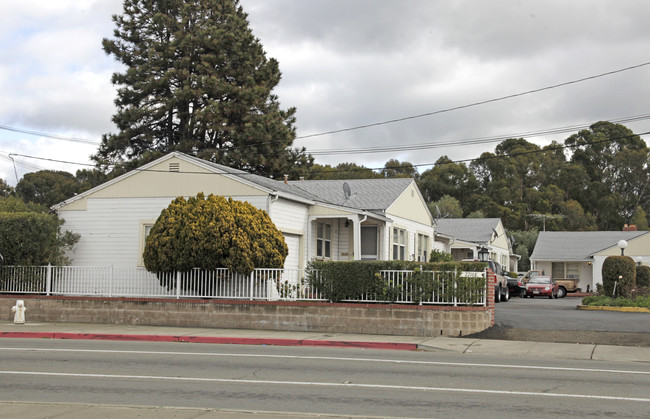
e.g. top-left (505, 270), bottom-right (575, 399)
top-left (360, 226), bottom-right (378, 260)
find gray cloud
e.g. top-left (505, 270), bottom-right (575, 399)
top-left (1, 0), bottom-right (649, 184)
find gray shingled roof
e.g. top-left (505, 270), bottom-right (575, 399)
top-left (288, 178), bottom-right (414, 211)
top-left (182, 153), bottom-right (414, 211)
top-left (435, 218), bottom-right (501, 244)
top-left (531, 231), bottom-right (648, 261)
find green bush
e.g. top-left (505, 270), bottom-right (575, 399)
top-left (144, 193), bottom-right (287, 277)
top-left (0, 211), bottom-right (78, 266)
top-left (636, 265), bottom-right (650, 288)
top-left (307, 260), bottom-right (486, 303)
top-left (582, 295), bottom-right (650, 308)
top-left (428, 249), bottom-right (453, 263)
top-left (601, 256), bottom-right (636, 297)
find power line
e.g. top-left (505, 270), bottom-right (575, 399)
top-left (308, 114), bottom-right (650, 156)
top-left (3, 131), bottom-right (647, 177)
top-left (0, 124), bottom-right (100, 145)
top-left (295, 61), bottom-right (650, 140)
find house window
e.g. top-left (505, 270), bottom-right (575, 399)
top-left (553, 262), bottom-right (580, 279)
top-left (138, 221), bottom-right (156, 266)
top-left (316, 222), bottom-right (331, 259)
top-left (417, 233), bottom-right (429, 262)
top-left (393, 227), bottom-right (406, 260)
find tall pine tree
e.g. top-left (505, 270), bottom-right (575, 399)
top-left (95, 0), bottom-right (312, 178)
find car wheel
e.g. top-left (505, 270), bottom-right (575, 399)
top-left (495, 286), bottom-right (501, 303)
top-left (502, 286), bottom-right (510, 302)
top-left (557, 287), bottom-right (567, 298)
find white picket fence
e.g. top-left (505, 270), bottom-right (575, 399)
top-left (0, 265), bottom-right (486, 306)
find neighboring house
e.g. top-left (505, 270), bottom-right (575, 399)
top-left (433, 218), bottom-right (517, 272)
top-left (530, 231), bottom-right (650, 291)
top-left (53, 152), bottom-right (434, 270)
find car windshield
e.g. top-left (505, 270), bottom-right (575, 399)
top-left (529, 277), bottom-right (551, 284)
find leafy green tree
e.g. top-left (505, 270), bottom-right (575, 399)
top-left (429, 195), bottom-right (462, 218)
top-left (0, 178), bottom-right (13, 197)
top-left (381, 159), bottom-right (418, 178)
top-left (307, 162), bottom-right (382, 180)
top-left (629, 206), bottom-right (649, 231)
top-left (510, 229), bottom-right (539, 271)
top-left (95, 0), bottom-right (312, 179)
top-left (0, 196), bottom-right (79, 265)
top-left (15, 170), bottom-right (81, 207)
top-left (564, 121), bottom-right (649, 229)
top-left (418, 156), bottom-right (478, 204)
top-left (144, 193), bottom-right (287, 277)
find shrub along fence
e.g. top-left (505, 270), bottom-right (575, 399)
top-left (0, 261), bottom-right (487, 306)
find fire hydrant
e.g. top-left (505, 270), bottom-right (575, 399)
top-left (11, 300), bottom-right (26, 324)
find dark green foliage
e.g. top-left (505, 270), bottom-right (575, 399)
top-left (15, 170), bottom-right (81, 207)
top-left (0, 178), bottom-right (12, 197)
top-left (95, 0), bottom-right (312, 179)
top-left (429, 249), bottom-right (453, 263)
top-left (0, 211), bottom-right (79, 265)
top-left (636, 265), bottom-right (650, 288)
top-left (306, 260), bottom-right (485, 303)
top-left (381, 159), bottom-right (418, 178)
top-left (307, 163), bottom-right (383, 180)
top-left (144, 193), bottom-right (287, 278)
top-left (582, 294), bottom-right (650, 308)
top-left (601, 256), bottom-right (636, 297)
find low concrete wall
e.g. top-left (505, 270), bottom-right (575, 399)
top-left (1, 296), bottom-right (492, 337)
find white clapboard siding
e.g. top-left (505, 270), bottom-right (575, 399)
top-left (60, 195), bottom-right (271, 267)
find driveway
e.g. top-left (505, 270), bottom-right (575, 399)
top-left (496, 296), bottom-right (650, 333)
top-left (467, 296), bottom-right (650, 347)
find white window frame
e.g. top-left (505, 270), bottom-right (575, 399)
top-left (138, 220), bottom-right (156, 266)
top-left (392, 227), bottom-right (407, 260)
top-left (316, 222), bottom-right (332, 259)
top-left (417, 233), bottom-right (429, 262)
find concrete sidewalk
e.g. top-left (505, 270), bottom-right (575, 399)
top-left (2, 321), bottom-right (649, 363)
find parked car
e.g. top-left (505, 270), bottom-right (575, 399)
top-left (507, 275), bottom-right (526, 297)
top-left (523, 270), bottom-right (579, 298)
top-left (525, 275), bottom-right (558, 299)
top-left (487, 260), bottom-right (510, 303)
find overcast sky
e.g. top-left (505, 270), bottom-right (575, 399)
top-left (2, 0), bottom-right (650, 185)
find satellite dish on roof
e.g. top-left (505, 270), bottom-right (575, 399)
top-left (343, 182), bottom-right (352, 200)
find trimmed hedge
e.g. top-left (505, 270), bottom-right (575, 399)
top-left (601, 256), bottom-right (636, 297)
top-left (307, 260), bottom-right (486, 303)
top-left (636, 265), bottom-right (650, 288)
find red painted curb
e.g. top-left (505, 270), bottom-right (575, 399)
top-left (0, 332), bottom-right (417, 351)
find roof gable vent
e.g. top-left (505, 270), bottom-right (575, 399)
top-left (169, 162), bottom-right (180, 172)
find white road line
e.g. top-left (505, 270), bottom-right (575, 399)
top-left (1, 346), bottom-right (648, 376)
top-left (1, 370), bottom-right (649, 403)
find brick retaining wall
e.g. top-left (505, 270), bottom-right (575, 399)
top-left (1, 295), bottom-right (492, 337)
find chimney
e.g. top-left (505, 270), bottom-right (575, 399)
top-left (283, 174), bottom-right (289, 185)
top-left (623, 224), bottom-right (638, 231)
top-left (299, 176), bottom-right (305, 181)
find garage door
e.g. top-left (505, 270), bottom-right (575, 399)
top-left (283, 234), bottom-right (301, 270)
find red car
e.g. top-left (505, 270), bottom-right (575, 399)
top-left (525, 275), bottom-right (558, 299)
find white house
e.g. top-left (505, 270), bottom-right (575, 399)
top-left (433, 218), bottom-right (517, 272)
top-left (53, 152), bottom-right (435, 270)
top-left (530, 231), bottom-right (650, 292)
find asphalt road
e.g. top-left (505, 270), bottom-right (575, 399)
top-left (1, 338), bottom-right (649, 418)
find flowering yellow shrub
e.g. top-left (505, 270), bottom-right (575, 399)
top-left (143, 193), bottom-right (287, 274)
